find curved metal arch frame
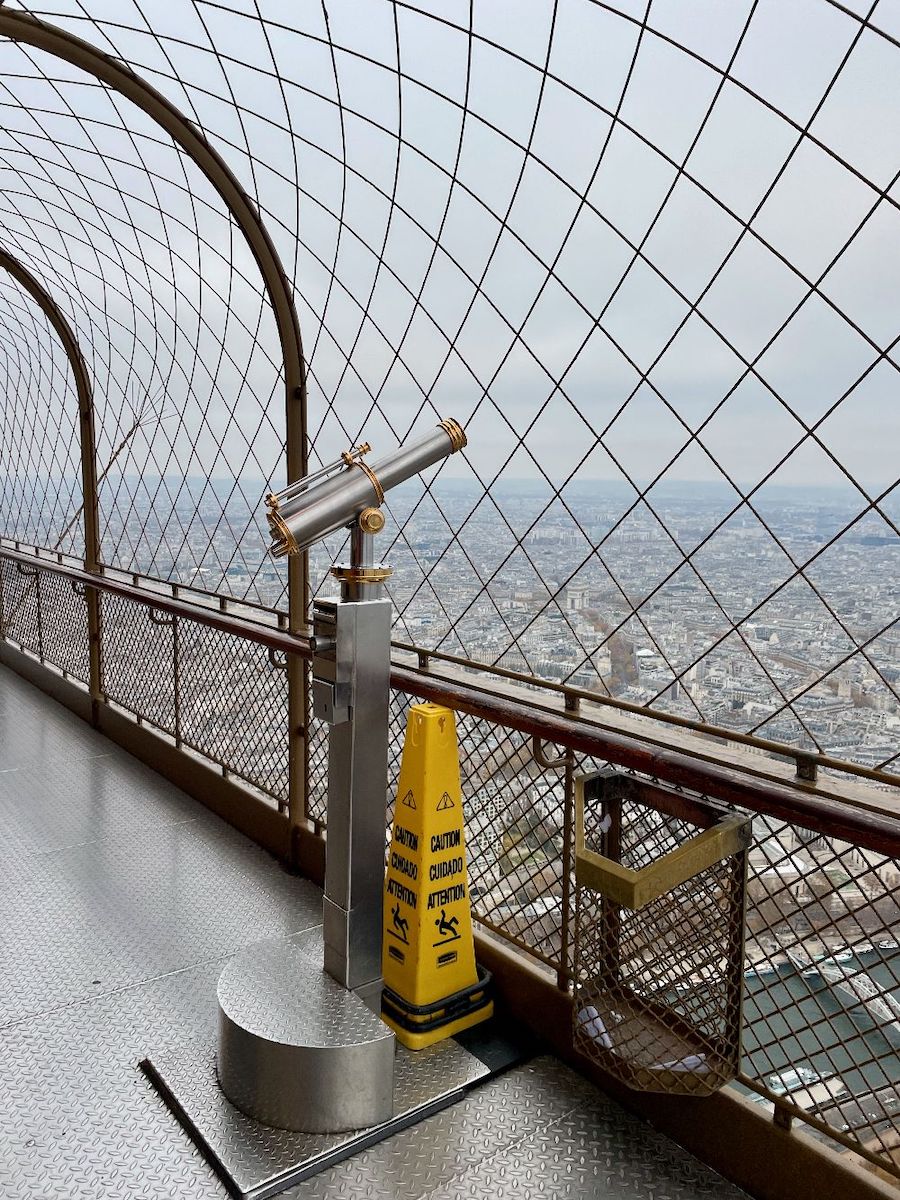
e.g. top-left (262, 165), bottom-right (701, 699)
top-left (0, 247), bottom-right (105, 720)
top-left (0, 247), bottom-right (101, 572)
top-left (0, 9), bottom-right (309, 830)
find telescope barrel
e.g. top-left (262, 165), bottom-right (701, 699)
top-left (268, 418), bottom-right (466, 558)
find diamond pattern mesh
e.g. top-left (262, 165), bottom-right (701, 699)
top-left (39, 570), bottom-right (90, 684)
top-left (741, 817), bottom-right (900, 1153)
top-left (100, 590), bottom-right (287, 804)
top-left (101, 594), bottom-right (176, 736)
top-left (0, 275), bottom-right (83, 557)
top-left (0, 558), bottom-right (41, 657)
top-left (0, 2), bottom-right (897, 772)
top-left (178, 621), bottom-right (288, 805)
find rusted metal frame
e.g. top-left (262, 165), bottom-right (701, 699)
top-left (267, 647), bottom-right (290, 812)
top-left (0, 6), bottom-right (309, 850)
top-left (3, 547), bottom-right (900, 858)
top-left (35, 569), bottom-right (43, 662)
top-left (730, 847), bottom-right (749, 1132)
top-left (0, 247), bottom-right (103, 720)
top-left (394, 638), bottom-right (899, 791)
top-left (172, 615), bottom-right (182, 749)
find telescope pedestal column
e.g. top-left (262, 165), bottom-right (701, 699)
top-left (214, 532), bottom-right (396, 1134)
top-left (317, 526), bottom-right (393, 998)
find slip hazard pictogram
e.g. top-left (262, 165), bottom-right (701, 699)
top-left (436, 791), bottom-right (455, 812)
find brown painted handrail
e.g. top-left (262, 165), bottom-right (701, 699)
top-left (2, 545), bottom-right (899, 858)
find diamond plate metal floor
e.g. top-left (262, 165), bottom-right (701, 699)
top-left (0, 665), bottom-right (751, 1199)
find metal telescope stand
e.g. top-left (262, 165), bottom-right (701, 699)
top-left (210, 522), bottom-right (397, 1136)
top-left (141, 423), bottom-right (527, 1198)
top-left (314, 521), bottom-right (393, 1002)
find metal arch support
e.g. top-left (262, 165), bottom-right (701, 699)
top-left (0, 9), bottom-right (310, 834)
top-left (0, 247), bottom-right (104, 721)
top-left (0, 248), bottom-right (100, 572)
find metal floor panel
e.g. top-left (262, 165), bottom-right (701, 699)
top-left (145, 1035), bottom-right (490, 1198)
top-left (280, 1056), bottom-right (749, 1200)
top-left (0, 665), bottom-right (750, 1200)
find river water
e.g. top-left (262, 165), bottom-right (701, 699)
top-left (742, 943), bottom-right (900, 1102)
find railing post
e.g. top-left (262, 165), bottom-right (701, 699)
top-left (558, 748), bottom-right (576, 991)
top-left (286, 378), bottom-right (310, 856)
top-left (79, 386), bottom-right (103, 727)
top-left (172, 614), bottom-right (182, 749)
top-left (557, 692), bottom-right (581, 992)
top-left (35, 570), bottom-right (44, 661)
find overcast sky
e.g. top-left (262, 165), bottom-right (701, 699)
top-left (1, 0), bottom-right (899, 504)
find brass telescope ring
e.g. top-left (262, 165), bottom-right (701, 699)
top-left (351, 458), bottom-right (385, 505)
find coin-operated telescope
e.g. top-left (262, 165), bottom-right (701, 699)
top-left (266, 417), bottom-right (467, 993)
top-left (210, 420), bottom-right (473, 1144)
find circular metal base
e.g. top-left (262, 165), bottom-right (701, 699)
top-left (216, 931), bottom-right (394, 1133)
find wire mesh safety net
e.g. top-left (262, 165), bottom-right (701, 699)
top-left (1, 1), bottom-right (899, 774)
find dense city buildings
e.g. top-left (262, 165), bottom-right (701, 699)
top-left (99, 475), bottom-right (899, 775)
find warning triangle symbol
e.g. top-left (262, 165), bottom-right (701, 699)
top-left (436, 791), bottom-right (455, 812)
top-left (401, 789), bottom-right (416, 810)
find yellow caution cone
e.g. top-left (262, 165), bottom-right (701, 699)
top-left (382, 702), bottom-right (493, 1049)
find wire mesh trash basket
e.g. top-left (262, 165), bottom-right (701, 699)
top-left (573, 769), bottom-right (750, 1096)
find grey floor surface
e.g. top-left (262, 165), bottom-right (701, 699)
top-left (0, 664), bottom-right (749, 1199)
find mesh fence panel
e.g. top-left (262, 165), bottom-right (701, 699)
top-left (179, 621), bottom-right (289, 805)
top-left (100, 590), bottom-right (288, 804)
top-left (101, 593), bottom-right (176, 736)
top-left (39, 569), bottom-right (90, 684)
top-left (0, 276), bottom-right (83, 557)
top-left (0, 558), bottom-right (41, 656)
top-left (741, 819), bottom-right (900, 1154)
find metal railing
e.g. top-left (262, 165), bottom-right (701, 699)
top-left (3, 543), bottom-right (900, 1181)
